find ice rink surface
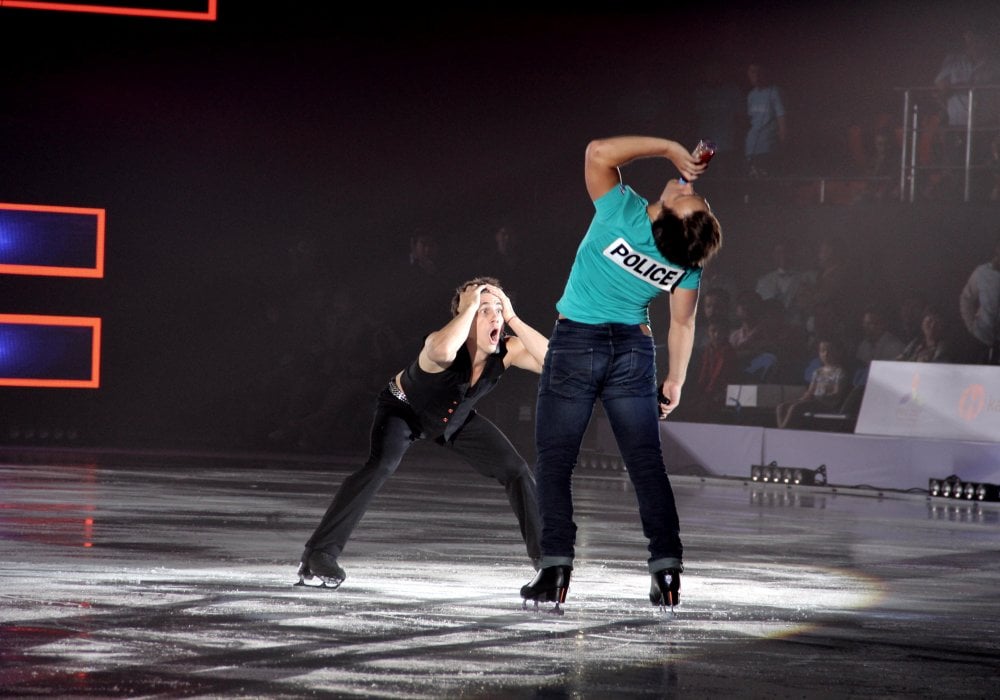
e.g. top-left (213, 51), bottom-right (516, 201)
top-left (1, 444), bottom-right (998, 698)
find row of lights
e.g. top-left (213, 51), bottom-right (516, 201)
top-left (928, 476), bottom-right (1000, 502)
top-left (578, 452), bottom-right (626, 471)
top-left (750, 462), bottom-right (828, 486)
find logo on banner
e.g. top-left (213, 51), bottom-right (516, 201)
top-left (958, 384), bottom-right (987, 421)
top-left (894, 371), bottom-right (924, 424)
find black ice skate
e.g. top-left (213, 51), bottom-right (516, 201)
top-left (520, 565), bottom-right (571, 614)
top-left (649, 568), bottom-right (681, 612)
top-left (295, 551), bottom-right (346, 589)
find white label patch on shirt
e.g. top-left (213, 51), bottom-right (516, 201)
top-left (603, 238), bottom-right (685, 292)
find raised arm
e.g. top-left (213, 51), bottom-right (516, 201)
top-left (584, 136), bottom-right (707, 202)
top-left (418, 283), bottom-right (484, 372)
top-left (487, 283), bottom-right (548, 373)
top-left (660, 287), bottom-right (699, 419)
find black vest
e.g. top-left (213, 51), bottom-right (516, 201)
top-left (401, 338), bottom-right (509, 441)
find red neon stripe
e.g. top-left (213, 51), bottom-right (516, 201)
top-left (0, 0), bottom-right (216, 20)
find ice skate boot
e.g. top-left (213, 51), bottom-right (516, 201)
top-left (520, 565), bottom-right (571, 614)
top-left (649, 568), bottom-right (681, 611)
top-left (295, 551), bottom-right (346, 589)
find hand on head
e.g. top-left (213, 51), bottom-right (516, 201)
top-left (483, 284), bottom-right (515, 321)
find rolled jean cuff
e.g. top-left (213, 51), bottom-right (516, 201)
top-left (539, 556), bottom-right (574, 569)
top-left (649, 557), bottom-right (683, 574)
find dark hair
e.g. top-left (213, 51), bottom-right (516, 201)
top-left (450, 276), bottom-right (502, 316)
top-left (651, 209), bottom-right (723, 269)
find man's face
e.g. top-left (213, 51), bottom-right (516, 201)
top-left (659, 179), bottom-right (711, 219)
top-left (471, 291), bottom-right (504, 355)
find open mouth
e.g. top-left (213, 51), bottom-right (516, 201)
top-left (490, 327), bottom-right (500, 344)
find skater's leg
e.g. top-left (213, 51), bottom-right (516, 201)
top-left (601, 325), bottom-right (683, 575)
top-left (533, 320), bottom-right (603, 569)
top-left (521, 320), bottom-right (605, 608)
top-left (302, 395), bottom-right (417, 579)
top-left (444, 412), bottom-right (541, 565)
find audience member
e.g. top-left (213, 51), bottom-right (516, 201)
top-left (775, 339), bottom-right (848, 429)
top-left (856, 307), bottom-right (906, 372)
top-left (931, 26), bottom-right (1000, 198)
top-left (845, 111), bottom-right (901, 201)
top-left (744, 61), bottom-right (788, 178)
top-left (958, 237), bottom-right (1000, 364)
top-left (729, 293), bottom-right (795, 382)
top-left (800, 236), bottom-right (853, 340)
top-left (693, 286), bottom-right (735, 351)
top-left (394, 229), bottom-right (454, 362)
top-left (803, 298), bottom-right (850, 369)
top-left (693, 60), bottom-right (744, 179)
top-left (470, 223), bottom-right (527, 306)
top-left (896, 307), bottom-right (954, 363)
top-left (990, 132), bottom-right (1000, 201)
top-left (684, 319), bottom-right (739, 423)
top-left (728, 291), bottom-right (770, 362)
top-left (895, 291), bottom-right (931, 349)
top-left (754, 238), bottom-right (810, 327)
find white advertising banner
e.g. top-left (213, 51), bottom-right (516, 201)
top-left (855, 361), bottom-right (1000, 442)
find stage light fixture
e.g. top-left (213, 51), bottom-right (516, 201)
top-left (928, 475), bottom-right (1000, 502)
top-left (750, 461), bottom-right (828, 486)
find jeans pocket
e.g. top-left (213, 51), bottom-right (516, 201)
top-left (544, 348), bottom-right (594, 399)
top-left (628, 346), bottom-right (656, 384)
top-left (605, 345), bottom-right (656, 395)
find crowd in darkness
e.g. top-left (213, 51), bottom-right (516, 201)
top-left (678, 234), bottom-right (1000, 431)
top-left (228, 198), bottom-right (998, 454)
top-left (228, 25), bottom-right (1000, 451)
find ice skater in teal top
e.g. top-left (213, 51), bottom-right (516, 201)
top-left (521, 135), bottom-right (723, 613)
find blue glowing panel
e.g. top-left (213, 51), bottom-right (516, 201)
top-left (0, 203), bottom-right (105, 278)
top-left (0, 315), bottom-right (101, 388)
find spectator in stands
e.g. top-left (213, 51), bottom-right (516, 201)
top-left (744, 61), bottom-right (788, 178)
top-left (896, 292), bottom-right (931, 350)
top-left (846, 111), bottom-right (901, 201)
top-left (393, 229), bottom-right (454, 365)
top-left (856, 306), bottom-right (906, 377)
top-left (837, 306), bottom-right (906, 420)
top-left (755, 238), bottom-right (810, 328)
top-left (800, 236), bottom-right (853, 344)
top-left (934, 27), bottom-right (1000, 144)
top-left (693, 286), bottom-right (735, 351)
top-left (958, 237), bottom-right (1000, 364)
top-left (775, 339), bottom-right (848, 429)
top-left (472, 223), bottom-right (523, 285)
top-left (990, 132), bottom-right (1000, 201)
top-left (896, 307), bottom-right (954, 363)
top-left (730, 293), bottom-right (801, 384)
top-left (728, 291), bottom-right (770, 363)
top-left (693, 60), bottom-right (744, 179)
top-left (684, 319), bottom-right (739, 423)
top-left (931, 26), bottom-right (1000, 199)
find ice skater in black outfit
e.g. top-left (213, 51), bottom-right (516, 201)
top-left (297, 276), bottom-right (550, 587)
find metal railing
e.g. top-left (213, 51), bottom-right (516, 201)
top-left (898, 84), bottom-right (1000, 202)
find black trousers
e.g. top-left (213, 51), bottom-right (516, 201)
top-left (303, 387), bottom-right (541, 564)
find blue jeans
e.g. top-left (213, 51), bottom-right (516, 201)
top-left (534, 318), bottom-right (682, 574)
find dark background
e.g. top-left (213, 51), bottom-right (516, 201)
top-left (1, 2), bottom-right (998, 453)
